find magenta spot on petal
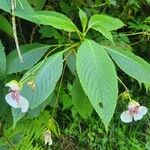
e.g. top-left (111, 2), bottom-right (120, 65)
top-left (129, 106), bottom-right (140, 116)
top-left (11, 91), bottom-right (20, 104)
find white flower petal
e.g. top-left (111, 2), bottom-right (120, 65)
top-left (120, 110), bottom-right (133, 123)
top-left (5, 93), bottom-right (20, 108)
top-left (133, 113), bottom-right (143, 121)
top-left (48, 138), bottom-right (52, 146)
top-left (139, 106), bottom-right (147, 116)
top-left (19, 95), bottom-right (29, 113)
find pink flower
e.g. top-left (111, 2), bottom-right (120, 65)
top-left (5, 80), bottom-right (29, 113)
top-left (44, 130), bottom-right (52, 146)
top-left (120, 100), bottom-right (147, 123)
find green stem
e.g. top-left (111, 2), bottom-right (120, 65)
top-left (19, 45), bottom-right (61, 85)
top-left (47, 145), bottom-right (51, 150)
top-left (11, 0), bottom-right (23, 63)
top-left (118, 77), bottom-right (128, 91)
top-left (19, 43), bottom-right (79, 86)
top-left (84, 27), bottom-right (90, 38)
top-left (118, 77), bottom-right (133, 101)
top-left (77, 30), bottom-right (82, 41)
top-left (116, 32), bottom-right (150, 37)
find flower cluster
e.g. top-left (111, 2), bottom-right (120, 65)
top-left (120, 100), bottom-right (147, 123)
top-left (5, 80), bottom-right (29, 113)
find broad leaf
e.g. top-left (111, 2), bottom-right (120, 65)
top-left (79, 9), bottom-right (88, 32)
top-left (12, 108), bottom-right (25, 128)
top-left (72, 77), bottom-right (93, 119)
top-left (76, 39), bottom-right (118, 127)
top-left (88, 14), bottom-right (124, 31)
top-left (29, 11), bottom-right (78, 32)
top-left (105, 47), bottom-right (150, 83)
top-left (7, 43), bottom-right (50, 74)
top-left (0, 0), bottom-right (35, 19)
top-left (0, 15), bottom-right (13, 37)
top-left (94, 26), bottom-right (113, 43)
top-left (0, 0), bottom-right (35, 22)
top-left (88, 14), bottom-right (124, 43)
top-left (21, 52), bottom-right (63, 109)
top-left (0, 41), bottom-right (6, 79)
top-left (27, 94), bottom-right (53, 118)
top-left (65, 51), bottom-right (76, 74)
top-left (0, 1), bottom-right (78, 32)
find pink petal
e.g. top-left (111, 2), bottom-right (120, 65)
top-left (120, 110), bottom-right (133, 123)
top-left (128, 101), bottom-right (139, 109)
top-left (139, 106), bottom-right (147, 116)
top-left (5, 93), bottom-right (20, 108)
top-left (19, 95), bottom-right (29, 113)
top-left (6, 80), bottom-right (20, 91)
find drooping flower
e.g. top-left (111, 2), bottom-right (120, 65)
top-left (44, 130), bottom-right (52, 146)
top-left (5, 80), bottom-right (29, 113)
top-left (120, 100), bottom-right (147, 123)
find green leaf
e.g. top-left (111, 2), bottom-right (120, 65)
top-left (88, 14), bottom-right (124, 43)
top-left (0, 0), bottom-right (51, 27)
top-left (0, 41), bottom-right (6, 79)
top-left (89, 14), bottom-right (124, 31)
top-left (0, 0), bottom-right (35, 17)
top-left (65, 51), bottom-right (76, 74)
top-left (60, 88), bottom-right (73, 110)
top-left (0, 15), bottom-right (13, 37)
top-left (21, 52), bottom-right (63, 109)
top-left (76, 39), bottom-right (118, 127)
top-left (0, 1), bottom-right (78, 32)
top-left (105, 47), bottom-right (150, 83)
top-left (27, 94), bottom-right (53, 118)
top-left (72, 77), bottom-right (93, 119)
top-left (79, 8), bottom-right (88, 32)
top-left (29, 11), bottom-right (78, 32)
top-left (94, 26), bottom-right (114, 43)
top-left (7, 43), bottom-right (50, 74)
top-left (12, 108), bottom-right (25, 128)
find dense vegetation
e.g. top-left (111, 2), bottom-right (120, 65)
top-left (0, 0), bottom-right (150, 149)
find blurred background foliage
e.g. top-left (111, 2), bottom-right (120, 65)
top-left (0, 0), bottom-right (150, 149)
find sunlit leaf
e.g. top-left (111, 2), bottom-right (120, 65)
top-left (21, 52), bottom-right (63, 109)
top-left (76, 39), bottom-right (118, 127)
top-left (106, 47), bottom-right (150, 83)
top-left (79, 8), bottom-right (88, 32)
top-left (29, 11), bottom-right (78, 32)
